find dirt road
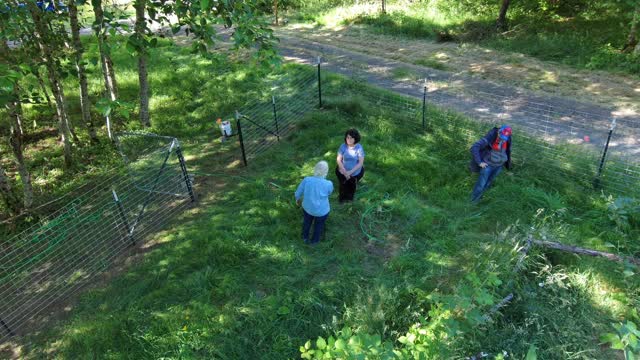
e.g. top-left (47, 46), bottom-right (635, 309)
top-left (272, 24), bottom-right (639, 159)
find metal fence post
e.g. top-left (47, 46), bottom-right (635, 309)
top-left (594, 118), bottom-right (617, 189)
top-left (422, 79), bottom-right (427, 130)
top-left (272, 95), bottom-right (280, 141)
top-left (236, 111), bottom-right (248, 166)
top-left (1, 317), bottom-right (13, 337)
top-left (128, 140), bottom-right (175, 238)
top-left (174, 142), bottom-right (196, 202)
top-left (112, 189), bottom-right (135, 246)
top-left (317, 56), bottom-right (322, 108)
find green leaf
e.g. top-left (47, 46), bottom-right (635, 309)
top-left (277, 306), bottom-right (289, 315)
top-left (625, 348), bottom-right (636, 360)
top-left (475, 290), bottom-right (494, 306)
top-left (201, 0), bottom-right (209, 10)
top-left (335, 339), bottom-right (346, 350)
top-left (623, 270), bottom-right (635, 277)
top-left (525, 344), bottom-right (537, 360)
top-left (304, 340), bottom-right (311, 350)
top-left (601, 332), bottom-right (621, 344)
top-left (126, 41), bottom-right (137, 55)
top-left (316, 337), bottom-right (326, 350)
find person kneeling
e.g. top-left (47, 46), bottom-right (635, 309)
top-left (470, 125), bottom-right (512, 203)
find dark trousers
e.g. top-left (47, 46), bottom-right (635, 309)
top-left (302, 209), bottom-right (328, 244)
top-left (335, 166), bottom-right (365, 202)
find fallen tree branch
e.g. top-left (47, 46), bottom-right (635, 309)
top-left (533, 239), bottom-right (640, 267)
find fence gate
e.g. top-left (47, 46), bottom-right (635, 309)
top-left (0, 132), bottom-right (195, 343)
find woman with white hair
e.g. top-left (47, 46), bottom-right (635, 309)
top-left (294, 160), bottom-right (334, 244)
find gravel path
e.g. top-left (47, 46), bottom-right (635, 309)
top-left (274, 33), bottom-right (640, 159)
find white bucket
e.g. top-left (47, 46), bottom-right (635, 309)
top-left (219, 120), bottom-right (232, 136)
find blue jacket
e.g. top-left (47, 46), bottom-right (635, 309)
top-left (295, 176), bottom-right (334, 217)
top-left (470, 127), bottom-right (512, 172)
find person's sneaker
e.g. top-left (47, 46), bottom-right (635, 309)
top-left (303, 238), bottom-right (309, 244)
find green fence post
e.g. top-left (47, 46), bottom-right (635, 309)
top-left (317, 56), bottom-right (322, 108)
top-left (0, 317), bottom-right (13, 337)
top-left (272, 96), bottom-right (280, 141)
top-left (236, 111), bottom-right (248, 167)
top-left (593, 118), bottom-right (617, 189)
top-left (174, 142), bottom-right (196, 202)
top-left (422, 79), bottom-right (427, 130)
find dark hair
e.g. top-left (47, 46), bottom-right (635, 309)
top-left (344, 128), bottom-right (361, 144)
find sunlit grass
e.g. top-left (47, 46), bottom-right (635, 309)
top-left (2, 31), bottom-right (638, 360)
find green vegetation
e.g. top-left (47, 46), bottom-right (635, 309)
top-left (7, 40), bottom-right (639, 359)
top-left (2, 1), bottom-right (639, 357)
top-left (290, 0), bottom-right (640, 76)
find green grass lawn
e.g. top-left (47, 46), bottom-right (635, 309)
top-left (14, 64), bottom-right (640, 360)
top-left (3, 33), bottom-right (639, 359)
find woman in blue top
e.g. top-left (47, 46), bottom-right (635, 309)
top-left (295, 161), bottom-right (334, 244)
top-left (335, 128), bottom-right (365, 202)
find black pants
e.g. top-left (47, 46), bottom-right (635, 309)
top-left (335, 166), bottom-right (365, 202)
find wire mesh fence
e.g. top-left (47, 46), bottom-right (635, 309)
top-left (0, 132), bottom-right (194, 343)
top-left (229, 57), bottom-right (638, 196)
top-left (231, 65), bottom-right (319, 163)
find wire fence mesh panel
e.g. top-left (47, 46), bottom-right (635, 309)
top-left (236, 68), bottom-right (318, 161)
top-left (389, 78), bottom-right (639, 196)
top-left (598, 125), bottom-right (640, 194)
top-left (228, 58), bottom-right (639, 196)
top-left (0, 133), bottom-right (194, 342)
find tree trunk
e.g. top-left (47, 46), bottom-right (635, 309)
top-left (68, 0), bottom-right (98, 143)
top-left (6, 97), bottom-right (34, 210)
top-left (274, 0), bottom-right (278, 26)
top-left (92, 0), bottom-right (118, 101)
top-left (496, 0), bottom-right (511, 31)
top-left (0, 39), bottom-right (24, 137)
top-left (27, 2), bottom-right (73, 169)
top-left (135, 0), bottom-right (151, 127)
top-left (92, 0), bottom-right (118, 139)
top-left (381, 0), bottom-right (386, 14)
top-left (623, 7), bottom-right (639, 53)
top-left (35, 67), bottom-right (53, 112)
top-left (0, 165), bottom-right (21, 216)
top-left (0, 21), bottom-right (32, 211)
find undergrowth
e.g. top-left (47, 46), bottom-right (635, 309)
top-left (2, 29), bottom-right (639, 360)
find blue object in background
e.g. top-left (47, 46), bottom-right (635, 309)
top-left (36, 0), bottom-right (67, 12)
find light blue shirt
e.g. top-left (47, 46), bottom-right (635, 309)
top-left (338, 143), bottom-right (365, 176)
top-left (295, 176), bottom-right (334, 217)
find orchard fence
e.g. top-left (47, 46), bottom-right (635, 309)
top-left (229, 57), bottom-right (639, 195)
top-left (0, 132), bottom-right (195, 343)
